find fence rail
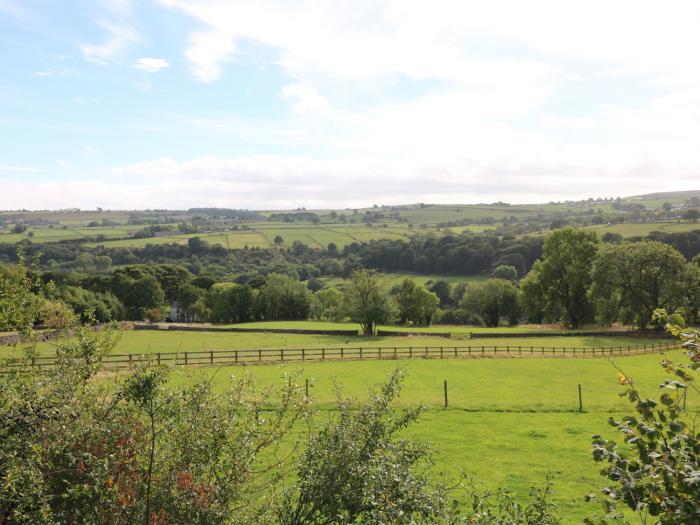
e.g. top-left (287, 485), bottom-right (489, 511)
top-left (1, 341), bottom-right (683, 372)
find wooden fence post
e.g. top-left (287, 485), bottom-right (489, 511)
top-left (210, 350), bottom-right (214, 365)
top-left (305, 378), bottom-right (309, 398)
top-left (443, 380), bottom-right (448, 408)
top-left (578, 384), bottom-right (583, 412)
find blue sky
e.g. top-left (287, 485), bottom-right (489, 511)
top-left (2, 0), bottom-right (700, 209)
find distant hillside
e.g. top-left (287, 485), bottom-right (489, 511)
top-left (626, 189), bottom-right (700, 201)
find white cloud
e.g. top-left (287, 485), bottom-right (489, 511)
top-left (280, 84), bottom-right (329, 114)
top-left (82, 20), bottom-right (139, 64)
top-left (134, 57), bottom-right (170, 73)
top-left (4, 153), bottom-right (698, 210)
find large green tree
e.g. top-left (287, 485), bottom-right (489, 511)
top-left (257, 273), bottom-right (311, 321)
top-left (393, 278), bottom-right (440, 326)
top-left (343, 269), bottom-right (394, 335)
top-left (461, 279), bottom-right (520, 327)
top-left (591, 241), bottom-right (692, 328)
top-left (520, 229), bottom-right (599, 328)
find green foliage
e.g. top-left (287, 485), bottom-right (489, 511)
top-left (461, 279), bottom-right (520, 327)
top-left (458, 479), bottom-right (561, 524)
top-left (591, 241), bottom-right (693, 328)
top-left (520, 229), bottom-right (599, 327)
top-left (393, 278), bottom-right (440, 326)
top-left (491, 264), bottom-right (518, 281)
top-left (111, 272), bottom-right (165, 321)
top-left (588, 309), bottom-right (700, 524)
top-left (205, 282), bottom-right (255, 323)
top-left (54, 285), bottom-right (124, 324)
top-left (0, 249), bottom-right (43, 335)
top-left (344, 269), bottom-right (395, 335)
top-left (312, 286), bottom-right (344, 321)
top-left (258, 273), bottom-right (312, 321)
top-left (0, 329), bottom-right (310, 524)
top-left (278, 369), bottom-right (450, 524)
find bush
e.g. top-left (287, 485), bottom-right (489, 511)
top-left (588, 309), bottom-right (700, 524)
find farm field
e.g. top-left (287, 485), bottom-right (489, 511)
top-left (585, 221), bottom-right (700, 238)
top-left (165, 350), bottom-right (697, 523)
top-left (3, 326), bottom-right (670, 359)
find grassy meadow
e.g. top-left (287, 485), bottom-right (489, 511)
top-left (1, 322), bottom-right (690, 523)
top-left (164, 349), bottom-right (696, 523)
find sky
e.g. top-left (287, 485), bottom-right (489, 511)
top-left (1, 0), bottom-right (700, 210)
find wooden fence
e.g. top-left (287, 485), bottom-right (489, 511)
top-left (1, 341), bottom-right (682, 372)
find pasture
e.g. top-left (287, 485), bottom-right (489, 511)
top-left (164, 349), bottom-right (696, 523)
top-left (1, 323), bottom-right (689, 523)
top-left (2, 326), bottom-right (670, 358)
top-left (585, 220), bottom-right (700, 238)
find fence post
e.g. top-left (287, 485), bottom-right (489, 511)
top-left (235, 349), bottom-right (239, 363)
top-left (302, 348), bottom-right (305, 361)
top-left (409, 347), bottom-right (413, 358)
top-left (258, 349), bottom-right (262, 362)
top-left (578, 384), bottom-right (583, 412)
top-left (210, 350), bottom-right (214, 365)
top-left (378, 347), bottom-right (382, 360)
top-left (341, 347), bottom-right (344, 359)
top-left (440, 347), bottom-right (444, 359)
top-left (394, 347), bottom-right (398, 360)
top-left (129, 354), bottom-right (132, 366)
top-left (360, 347), bottom-right (363, 360)
top-left (443, 380), bottom-right (448, 408)
top-left (322, 348), bottom-right (326, 360)
top-left (305, 378), bottom-right (309, 398)
top-left (157, 352), bottom-right (161, 366)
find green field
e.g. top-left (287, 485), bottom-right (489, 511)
top-left (585, 221), bottom-right (700, 238)
top-left (4, 326), bottom-right (669, 358)
top-left (164, 349), bottom-right (696, 523)
top-left (1, 324), bottom-right (688, 522)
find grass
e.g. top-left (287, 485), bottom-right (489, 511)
top-left (165, 350), bottom-right (697, 523)
top-left (4, 327), bottom-right (671, 360)
top-left (585, 221), bottom-right (700, 238)
top-left (2, 324), bottom-right (688, 523)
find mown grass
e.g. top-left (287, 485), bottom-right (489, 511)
top-left (2, 327), bottom-right (670, 359)
top-left (167, 350), bottom-right (696, 524)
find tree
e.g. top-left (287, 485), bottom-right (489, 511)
top-left (111, 273), bottom-right (165, 320)
top-left (428, 280), bottom-right (452, 306)
top-left (175, 283), bottom-right (203, 321)
top-left (343, 269), bottom-right (394, 335)
top-left (682, 208), bottom-right (700, 222)
top-left (274, 235), bottom-right (284, 247)
top-left (313, 287), bottom-right (344, 321)
top-left (591, 241), bottom-right (691, 328)
top-left (258, 273), bottom-right (311, 320)
top-left (520, 229), bottom-right (599, 328)
top-left (39, 300), bottom-right (76, 330)
top-left (491, 264), bottom-right (518, 281)
top-left (278, 370), bottom-right (449, 524)
top-left (393, 279), bottom-right (440, 326)
top-left (589, 310), bottom-right (700, 524)
top-left (0, 249), bottom-right (43, 335)
top-left (11, 223), bottom-right (27, 234)
top-left (0, 329), bottom-right (310, 524)
top-left (205, 282), bottom-right (255, 323)
top-left (461, 279), bottom-right (520, 327)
